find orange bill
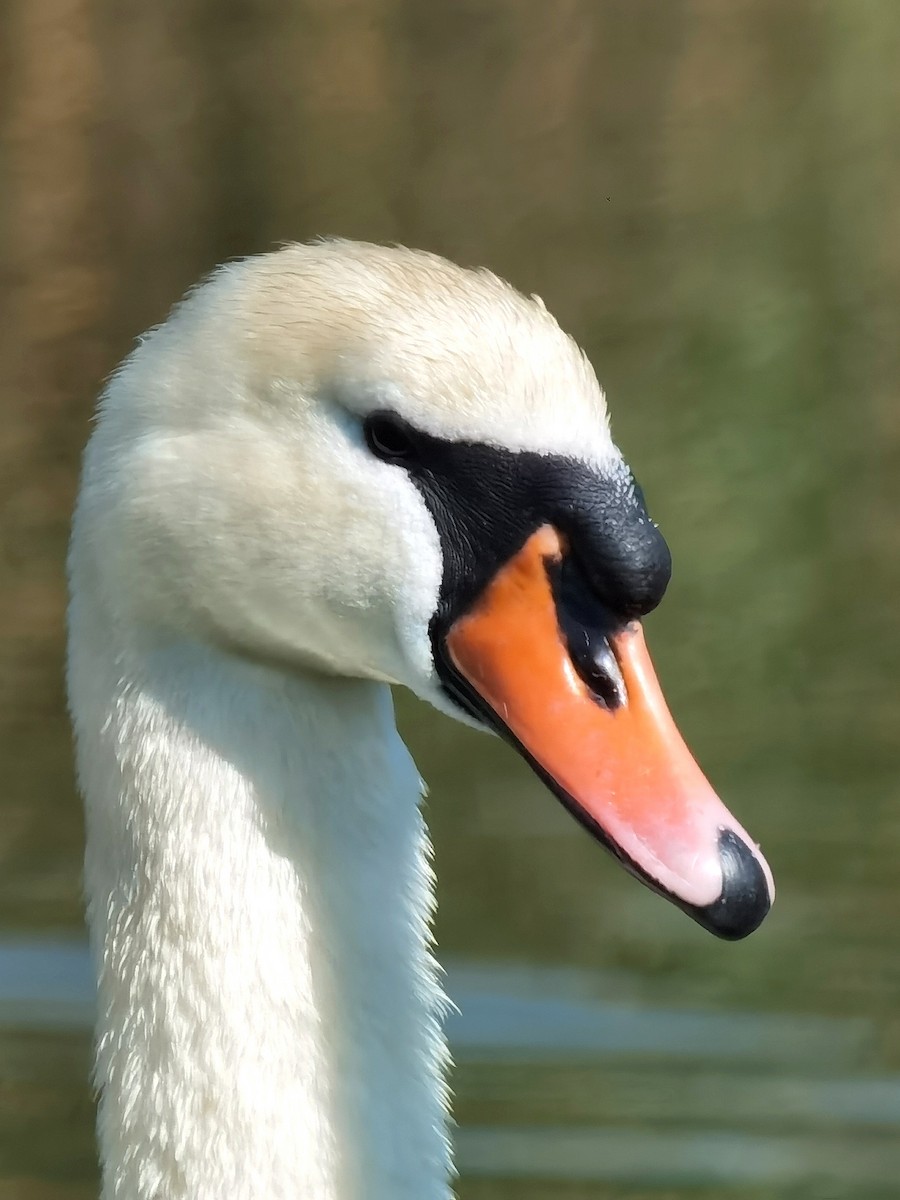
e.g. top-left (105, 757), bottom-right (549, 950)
top-left (444, 525), bottom-right (774, 939)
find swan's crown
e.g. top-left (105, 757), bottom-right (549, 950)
top-left (141, 239), bottom-right (614, 461)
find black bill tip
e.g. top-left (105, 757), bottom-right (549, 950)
top-left (687, 828), bottom-right (772, 941)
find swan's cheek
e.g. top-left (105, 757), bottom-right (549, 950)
top-left (229, 466), bottom-right (442, 687)
top-left (101, 426), bottom-right (443, 686)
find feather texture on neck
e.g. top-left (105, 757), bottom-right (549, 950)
top-left (69, 589), bottom-right (451, 1200)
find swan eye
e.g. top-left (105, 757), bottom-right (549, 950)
top-left (364, 412), bottom-right (417, 463)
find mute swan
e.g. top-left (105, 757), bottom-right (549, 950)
top-left (67, 240), bottom-right (774, 1200)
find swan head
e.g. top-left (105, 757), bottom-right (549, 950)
top-left (77, 239), bottom-right (773, 939)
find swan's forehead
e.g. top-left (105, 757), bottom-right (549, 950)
top-left (347, 321), bottom-right (614, 465)
top-left (238, 242), bottom-right (618, 466)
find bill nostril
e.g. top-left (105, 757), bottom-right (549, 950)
top-left (580, 636), bottom-right (627, 711)
top-left (566, 626), bottom-right (627, 711)
top-left (691, 829), bottom-right (772, 941)
top-left (546, 552), bottom-right (627, 710)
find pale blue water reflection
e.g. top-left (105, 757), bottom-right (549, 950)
top-left (4, 942), bottom-right (900, 1196)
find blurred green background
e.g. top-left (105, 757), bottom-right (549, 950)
top-left (1, 1), bottom-right (899, 1197)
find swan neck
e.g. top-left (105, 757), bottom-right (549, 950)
top-left (71, 632), bottom-right (450, 1200)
